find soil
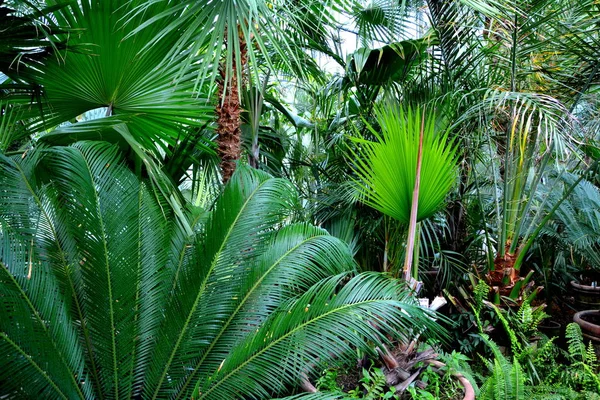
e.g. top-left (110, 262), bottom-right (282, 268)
top-left (548, 300), bottom-right (576, 327)
top-left (336, 368), bottom-right (360, 392)
top-left (581, 312), bottom-right (600, 325)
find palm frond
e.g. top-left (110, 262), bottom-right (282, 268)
top-left (353, 104), bottom-right (458, 224)
top-left (193, 272), bottom-right (444, 399)
top-left (10, 0), bottom-right (213, 161)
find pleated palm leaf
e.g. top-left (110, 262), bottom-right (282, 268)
top-left (353, 105), bottom-right (458, 224)
top-left (124, 0), bottom-right (345, 182)
top-left (9, 0), bottom-right (212, 156)
top-left (0, 141), bottom-right (442, 399)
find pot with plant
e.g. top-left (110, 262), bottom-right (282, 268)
top-left (570, 271), bottom-right (600, 311)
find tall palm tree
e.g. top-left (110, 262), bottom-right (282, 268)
top-left (124, 0), bottom-right (370, 182)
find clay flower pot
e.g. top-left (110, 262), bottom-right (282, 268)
top-left (570, 279), bottom-right (600, 311)
top-left (539, 320), bottom-right (561, 338)
top-left (573, 310), bottom-right (600, 343)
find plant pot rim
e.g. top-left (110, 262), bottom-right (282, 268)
top-left (573, 310), bottom-right (600, 336)
top-left (425, 360), bottom-right (475, 400)
top-left (539, 320), bottom-right (561, 328)
top-left (570, 280), bottom-right (600, 292)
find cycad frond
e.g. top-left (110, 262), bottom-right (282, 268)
top-left (194, 272), bottom-right (442, 399)
top-left (1, 142), bottom-right (440, 399)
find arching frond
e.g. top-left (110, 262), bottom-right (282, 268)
top-left (0, 142), bottom-right (441, 399)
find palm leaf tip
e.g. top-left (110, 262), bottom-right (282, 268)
top-left (353, 104), bottom-right (458, 223)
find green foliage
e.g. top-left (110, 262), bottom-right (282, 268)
top-left (4, 1), bottom-right (213, 161)
top-left (346, 39), bottom-right (431, 86)
top-left (0, 142), bottom-right (444, 399)
top-left (478, 334), bottom-right (526, 400)
top-left (406, 366), bottom-right (457, 400)
top-left (564, 323), bottom-right (600, 393)
top-left (313, 363), bottom-right (399, 400)
top-left (352, 104), bottom-right (458, 224)
top-left (477, 324), bottom-right (600, 400)
top-left (316, 369), bottom-right (343, 393)
top-left (347, 366), bottom-right (398, 399)
top-left (0, 1), bottom-right (70, 83)
top-left (441, 350), bottom-right (479, 392)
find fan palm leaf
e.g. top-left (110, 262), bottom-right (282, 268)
top-left (124, 0), bottom-right (343, 88)
top-left (0, 141), bottom-right (442, 399)
top-left (9, 0), bottom-right (212, 158)
top-left (353, 104), bottom-right (458, 224)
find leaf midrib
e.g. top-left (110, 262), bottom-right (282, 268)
top-left (0, 333), bottom-right (69, 400)
top-left (175, 234), bottom-right (320, 398)
top-left (150, 179), bottom-right (269, 400)
top-left (76, 148), bottom-right (120, 399)
top-left (200, 294), bottom-right (382, 399)
top-left (14, 161), bottom-right (90, 399)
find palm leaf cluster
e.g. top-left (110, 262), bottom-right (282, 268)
top-left (0, 141), bottom-right (440, 399)
top-left (2, 0), bottom-right (212, 159)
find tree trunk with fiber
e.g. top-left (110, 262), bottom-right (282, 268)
top-left (216, 27), bottom-right (247, 183)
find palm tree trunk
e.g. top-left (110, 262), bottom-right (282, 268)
top-left (216, 27), bottom-right (247, 183)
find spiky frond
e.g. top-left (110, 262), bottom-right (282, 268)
top-left (0, 142), bottom-right (442, 399)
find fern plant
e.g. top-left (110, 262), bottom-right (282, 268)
top-left (478, 334), bottom-right (526, 400)
top-left (347, 366), bottom-right (398, 399)
top-left (564, 323), bottom-right (600, 393)
top-left (478, 325), bottom-right (600, 400)
top-left (0, 141), bottom-right (444, 399)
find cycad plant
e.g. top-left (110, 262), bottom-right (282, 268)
top-left (0, 141), bottom-right (441, 399)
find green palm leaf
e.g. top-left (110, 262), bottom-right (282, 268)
top-left (12, 0), bottom-right (212, 159)
top-left (194, 272), bottom-right (441, 399)
top-left (0, 142), bottom-right (443, 399)
top-left (353, 104), bottom-right (458, 224)
top-left (124, 0), bottom-right (343, 88)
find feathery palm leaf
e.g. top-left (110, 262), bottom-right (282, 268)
top-left (125, 0), bottom-right (343, 90)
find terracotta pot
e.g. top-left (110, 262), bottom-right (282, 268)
top-left (573, 310), bottom-right (600, 344)
top-left (425, 360), bottom-right (475, 400)
top-left (570, 280), bottom-right (600, 311)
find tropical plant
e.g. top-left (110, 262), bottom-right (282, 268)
top-left (347, 365), bottom-right (399, 399)
top-left (1, 0), bottom-right (214, 175)
top-left (562, 323), bottom-right (600, 393)
top-left (478, 334), bottom-right (527, 400)
top-left (477, 326), bottom-right (600, 400)
top-left (0, 0), bottom-right (69, 96)
top-left (0, 141), bottom-right (443, 399)
top-left (353, 104), bottom-right (458, 281)
top-left (123, 0), bottom-right (342, 181)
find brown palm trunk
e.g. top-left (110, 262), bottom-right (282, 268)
top-left (216, 27), bottom-right (247, 183)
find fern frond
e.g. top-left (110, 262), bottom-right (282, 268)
top-left (566, 323), bottom-right (587, 363)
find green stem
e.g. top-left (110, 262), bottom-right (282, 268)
top-left (514, 159), bottom-right (600, 271)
